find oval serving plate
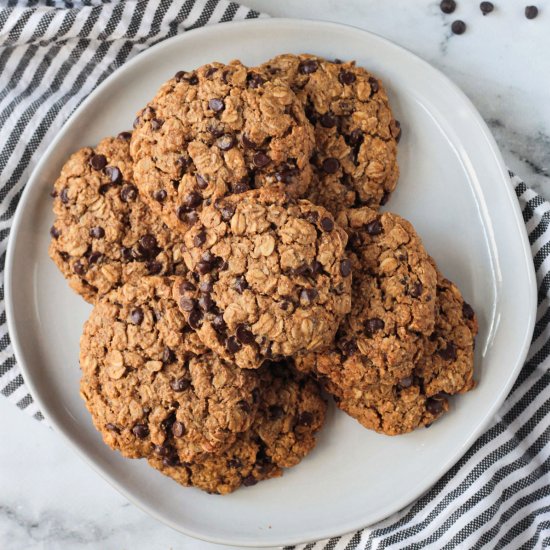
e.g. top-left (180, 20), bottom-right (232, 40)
top-left (5, 18), bottom-right (536, 547)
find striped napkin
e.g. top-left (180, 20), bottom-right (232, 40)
top-left (1, 2), bottom-right (548, 548)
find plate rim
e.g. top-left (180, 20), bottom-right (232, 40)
top-left (4, 17), bottom-right (537, 547)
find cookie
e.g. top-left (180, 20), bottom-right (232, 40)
top-left (49, 134), bottom-right (186, 302)
top-left (417, 272), bottom-right (478, 397)
top-left (130, 60), bottom-right (315, 234)
top-left (296, 268), bottom-right (477, 436)
top-left (172, 187), bottom-right (352, 370)
top-left (335, 207), bottom-right (438, 383)
top-left (148, 363), bottom-right (327, 494)
top-left (260, 54), bottom-right (400, 216)
top-left (80, 276), bottom-right (263, 462)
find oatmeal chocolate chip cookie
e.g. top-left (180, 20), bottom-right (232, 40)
top-left (148, 363), bottom-right (327, 494)
top-left (296, 268), bottom-right (477, 436)
top-left (260, 54), bottom-right (400, 216)
top-left (130, 60), bottom-right (315, 233)
top-left (172, 187), bottom-right (352, 370)
top-left (334, 207), bottom-right (438, 383)
top-left (49, 134), bottom-right (186, 303)
top-left (417, 270), bottom-right (478, 397)
top-left (80, 276), bottom-right (263, 463)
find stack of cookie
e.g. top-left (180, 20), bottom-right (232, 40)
top-left (49, 54), bottom-right (477, 494)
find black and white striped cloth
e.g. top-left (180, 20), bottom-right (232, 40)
top-left (0, 2), bottom-right (548, 548)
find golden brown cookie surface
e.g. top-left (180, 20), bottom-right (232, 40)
top-left (261, 54), bottom-right (400, 216)
top-left (173, 187), bottom-right (352, 369)
top-left (49, 135), bottom-right (186, 302)
top-left (130, 61), bottom-right (315, 234)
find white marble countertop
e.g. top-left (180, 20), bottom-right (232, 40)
top-left (1, 1), bottom-right (548, 549)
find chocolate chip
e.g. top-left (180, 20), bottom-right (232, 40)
top-left (300, 288), bottom-right (318, 304)
top-left (50, 189), bottom-right (57, 198)
top-left (340, 259), bottom-right (351, 277)
top-left (242, 134), bottom-right (257, 149)
top-left (50, 226), bottom-right (61, 239)
top-left (365, 219), bottom-right (383, 235)
top-left (298, 59), bottom-right (318, 74)
top-left (179, 280), bottom-right (196, 293)
top-left (525, 5), bottom-right (538, 18)
top-left (171, 421), bottom-right (185, 438)
top-left (242, 475), bottom-right (257, 487)
top-left (268, 405), bottom-right (284, 420)
top-left (322, 157), bottom-right (340, 174)
top-left (217, 134), bottom-right (235, 151)
top-left (88, 251), bottom-right (102, 264)
top-left (73, 261), bottom-right (86, 275)
top-left (318, 112), bottom-right (336, 128)
top-left (399, 376), bottom-right (413, 389)
top-left (426, 395), bottom-right (446, 415)
top-left (121, 247), bottom-right (133, 261)
top-left (227, 458), bottom-right (241, 469)
top-left (188, 74), bottom-right (199, 85)
top-left (170, 377), bottom-right (190, 392)
top-left (247, 72), bottom-right (265, 88)
top-left (197, 260), bottom-right (215, 275)
top-left (146, 261), bottom-right (162, 275)
top-left (219, 203), bottom-right (235, 221)
top-left (183, 191), bottom-right (202, 209)
top-left (162, 347), bottom-right (176, 364)
top-left (193, 231), bottom-right (206, 248)
top-left (368, 77), bottom-right (379, 94)
top-left (226, 336), bottom-right (242, 354)
top-left (297, 411), bottom-right (314, 426)
top-left (409, 282), bottom-right (423, 298)
top-left (198, 293), bottom-right (214, 312)
top-left (130, 307), bottom-right (144, 325)
top-left (232, 180), bottom-right (249, 194)
top-left (234, 275), bottom-right (248, 293)
top-left (451, 20), bottom-right (467, 34)
top-left (105, 423), bottom-right (120, 434)
top-left (438, 342), bottom-right (457, 361)
top-left (177, 206), bottom-right (189, 221)
top-left (179, 297), bottom-right (196, 312)
top-left (105, 166), bottom-right (122, 184)
top-left (391, 120), bottom-right (402, 143)
top-left (197, 280), bottom-right (212, 293)
top-left (174, 70), bottom-right (186, 81)
top-left (380, 191), bottom-right (391, 205)
top-left (253, 152), bottom-right (270, 168)
top-left (236, 324), bottom-right (255, 345)
top-left (305, 210), bottom-right (319, 224)
top-left (463, 302), bottom-right (475, 320)
top-left (195, 174), bottom-right (208, 190)
top-left (60, 187), bottom-right (69, 203)
top-left (89, 154), bottom-right (107, 170)
top-left (133, 116), bottom-right (141, 129)
top-left (208, 98), bottom-right (225, 112)
top-left (320, 217), bottom-right (334, 232)
top-left (117, 131), bottom-right (132, 141)
top-left (151, 118), bottom-right (163, 130)
top-left (212, 314), bottom-right (226, 333)
top-left (340, 339), bottom-right (358, 356)
top-left (188, 308), bottom-right (203, 329)
top-left (153, 189), bottom-right (167, 202)
top-left (440, 0), bottom-right (456, 13)
top-left (338, 70), bottom-right (356, 85)
top-left (205, 66), bottom-right (218, 77)
top-left (87, 226), bottom-right (104, 239)
top-left (365, 318), bottom-right (384, 334)
top-left (120, 184), bottom-right (138, 202)
top-left (480, 1), bottom-right (494, 14)
top-left (132, 424), bottom-right (149, 439)
top-left (162, 454), bottom-right (180, 468)
top-left (139, 234), bottom-right (158, 253)
top-left (311, 260), bottom-right (324, 276)
top-left (275, 168), bottom-right (298, 185)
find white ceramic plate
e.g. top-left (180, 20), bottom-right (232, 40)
top-left (6, 18), bottom-right (536, 547)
